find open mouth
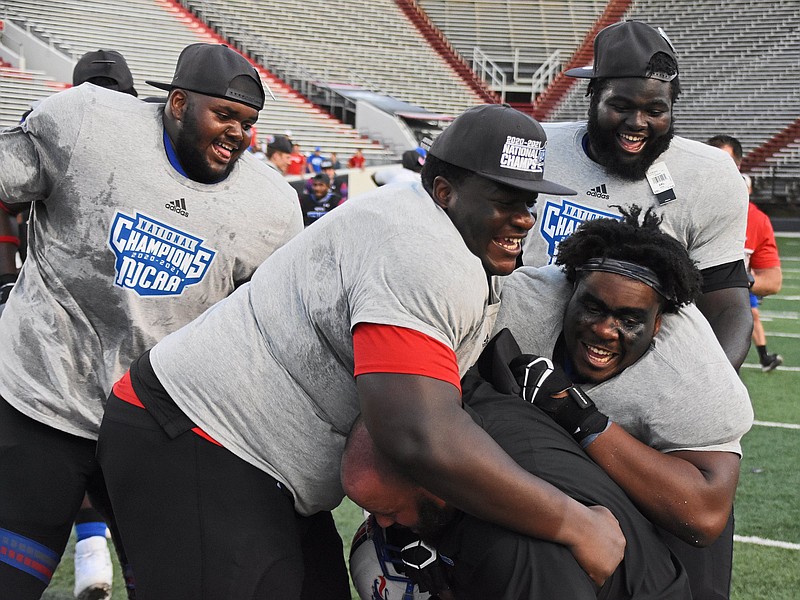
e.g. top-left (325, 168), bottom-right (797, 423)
top-left (616, 132), bottom-right (647, 154)
top-left (492, 237), bottom-right (524, 254)
top-left (212, 140), bottom-right (237, 162)
top-left (583, 342), bottom-right (618, 367)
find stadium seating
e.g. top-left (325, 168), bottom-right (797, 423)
top-left (179, 0), bottom-right (485, 116)
top-left (1, 0), bottom-right (797, 191)
top-left (549, 0), bottom-right (800, 182)
top-left (0, 0), bottom-right (394, 162)
top-left (416, 0), bottom-right (607, 86)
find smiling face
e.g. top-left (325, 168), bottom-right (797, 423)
top-left (586, 78), bottom-right (674, 181)
top-left (170, 90), bottom-right (258, 183)
top-left (563, 271), bottom-right (663, 383)
top-left (434, 174), bottom-right (536, 276)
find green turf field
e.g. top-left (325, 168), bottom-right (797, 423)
top-left (42, 236), bottom-right (800, 599)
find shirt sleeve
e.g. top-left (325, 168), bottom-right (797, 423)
top-left (348, 229), bottom-right (488, 362)
top-left (353, 323), bottom-right (461, 391)
top-left (748, 209), bottom-right (781, 270)
top-left (0, 87), bottom-right (85, 205)
top-left (685, 154), bottom-right (748, 271)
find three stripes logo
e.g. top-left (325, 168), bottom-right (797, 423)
top-left (586, 184), bottom-right (609, 200)
top-left (165, 197), bottom-right (189, 217)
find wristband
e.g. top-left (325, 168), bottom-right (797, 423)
top-left (0, 235), bottom-right (20, 246)
top-left (580, 420), bottom-right (612, 449)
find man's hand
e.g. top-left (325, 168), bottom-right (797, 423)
top-left (509, 354), bottom-right (609, 445)
top-left (566, 505), bottom-right (626, 586)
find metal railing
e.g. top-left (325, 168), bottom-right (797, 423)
top-left (471, 46), bottom-right (506, 103)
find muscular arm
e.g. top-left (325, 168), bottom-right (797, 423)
top-left (358, 372), bottom-right (625, 585)
top-left (695, 286), bottom-right (753, 369)
top-left (750, 266), bottom-right (782, 297)
top-left (585, 423), bottom-right (741, 546)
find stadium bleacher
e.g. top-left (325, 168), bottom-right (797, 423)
top-left (0, 0), bottom-right (797, 200)
top-left (548, 0), bottom-right (800, 199)
top-left (0, 0), bottom-right (395, 163)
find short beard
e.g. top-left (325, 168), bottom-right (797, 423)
top-left (415, 497), bottom-right (455, 545)
top-left (587, 102), bottom-right (675, 182)
top-left (174, 101), bottom-right (235, 184)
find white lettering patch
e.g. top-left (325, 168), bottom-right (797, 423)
top-left (108, 211), bottom-right (216, 297)
top-left (500, 136), bottom-right (546, 173)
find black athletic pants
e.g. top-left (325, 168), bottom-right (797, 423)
top-left (659, 511), bottom-right (735, 600)
top-left (97, 392), bottom-right (350, 599)
top-left (0, 395), bottom-right (126, 600)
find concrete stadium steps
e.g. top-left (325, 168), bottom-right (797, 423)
top-left (0, 0), bottom-right (392, 162)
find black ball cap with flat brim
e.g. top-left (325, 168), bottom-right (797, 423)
top-left (73, 49), bottom-right (138, 96)
top-left (564, 20), bottom-right (678, 82)
top-left (146, 43), bottom-right (265, 111)
top-left (428, 104), bottom-right (576, 196)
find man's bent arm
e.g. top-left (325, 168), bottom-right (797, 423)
top-left (585, 423), bottom-right (741, 546)
top-left (751, 266), bottom-right (782, 297)
top-left (696, 286), bottom-right (753, 369)
top-left (358, 372), bottom-right (625, 585)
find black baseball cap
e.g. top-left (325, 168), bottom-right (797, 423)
top-left (146, 43), bottom-right (265, 111)
top-left (73, 50), bottom-right (138, 97)
top-left (428, 104), bottom-right (576, 196)
top-left (267, 134), bottom-right (293, 154)
top-left (565, 21), bottom-right (678, 81)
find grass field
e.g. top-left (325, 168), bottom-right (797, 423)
top-left (42, 236), bottom-right (800, 599)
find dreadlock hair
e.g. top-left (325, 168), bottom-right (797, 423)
top-left (555, 204), bottom-right (702, 313)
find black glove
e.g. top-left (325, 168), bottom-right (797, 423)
top-left (400, 539), bottom-right (451, 596)
top-left (508, 354), bottom-right (609, 445)
top-left (0, 273), bottom-right (16, 318)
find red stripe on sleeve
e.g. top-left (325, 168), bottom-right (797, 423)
top-left (353, 323), bottom-right (461, 392)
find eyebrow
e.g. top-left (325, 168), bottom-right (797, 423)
top-left (580, 292), bottom-right (651, 320)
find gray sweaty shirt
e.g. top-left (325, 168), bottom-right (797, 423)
top-left (151, 181), bottom-right (500, 515)
top-left (494, 266), bottom-right (753, 455)
top-left (523, 122), bottom-right (747, 271)
top-left (0, 84), bottom-right (303, 439)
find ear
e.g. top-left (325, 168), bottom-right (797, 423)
top-left (167, 89), bottom-right (189, 121)
top-left (653, 312), bottom-right (662, 337)
top-left (431, 175), bottom-right (455, 211)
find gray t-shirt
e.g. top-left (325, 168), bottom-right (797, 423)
top-left (523, 122), bottom-right (748, 271)
top-left (494, 266), bottom-right (753, 455)
top-left (0, 84), bottom-right (303, 439)
top-left (151, 181), bottom-right (500, 514)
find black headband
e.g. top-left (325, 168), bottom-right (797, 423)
top-left (576, 258), bottom-right (673, 302)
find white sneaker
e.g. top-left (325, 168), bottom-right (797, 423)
top-left (73, 536), bottom-right (113, 600)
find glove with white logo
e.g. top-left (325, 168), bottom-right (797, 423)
top-left (508, 354), bottom-right (609, 446)
top-left (401, 539), bottom-right (452, 596)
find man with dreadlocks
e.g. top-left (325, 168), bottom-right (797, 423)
top-left (495, 204), bottom-right (753, 600)
top-left (344, 205), bottom-right (750, 599)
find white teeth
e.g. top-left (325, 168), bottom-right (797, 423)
top-left (620, 133), bottom-right (644, 142)
top-left (587, 344), bottom-right (612, 356)
top-left (495, 238), bottom-right (521, 250)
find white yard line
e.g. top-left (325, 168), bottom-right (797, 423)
top-left (753, 420), bottom-right (800, 430)
top-left (741, 363), bottom-right (800, 372)
top-left (734, 535), bottom-right (800, 550)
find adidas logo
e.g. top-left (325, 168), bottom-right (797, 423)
top-left (165, 198), bottom-right (189, 217)
top-left (586, 184), bottom-right (609, 200)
